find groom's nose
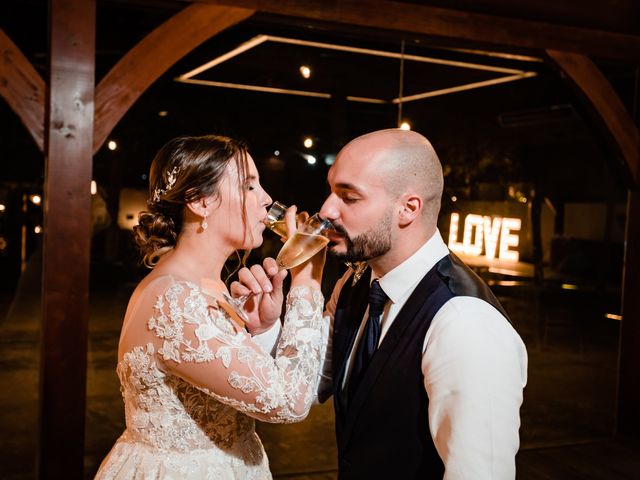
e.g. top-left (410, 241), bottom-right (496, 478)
top-left (319, 193), bottom-right (340, 222)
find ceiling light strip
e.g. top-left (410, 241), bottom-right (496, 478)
top-left (438, 47), bottom-right (544, 63)
top-left (345, 96), bottom-right (388, 104)
top-left (392, 72), bottom-right (538, 103)
top-left (179, 35), bottom-right (270, 80)
top-left (265, 35), bottom-right (526, 74)
top-left (176, 78), bottom-right (332, 98)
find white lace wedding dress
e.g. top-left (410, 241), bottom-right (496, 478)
top-left (95, 277), bottom-right (328, 479)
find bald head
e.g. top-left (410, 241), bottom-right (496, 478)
top-left (341, 129), bottom-right (444, 222)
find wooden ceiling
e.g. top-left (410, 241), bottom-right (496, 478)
top-left (385, 0), bottom-right (640, 33)
top-left (63, 0), bottom-right (640, 61)
top-left (1, 0), bottom-right (638, 187)
top-left (193, 0), bottom-right (640, 60)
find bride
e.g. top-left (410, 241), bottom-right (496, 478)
top-left (95, 135), bottom-right (328, 479)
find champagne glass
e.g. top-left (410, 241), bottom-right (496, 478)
top-left (263, 201), bottom-right (289, 237)
top-left (263, 200), bottom-right (309, 237)
top-left (264, 201), bottom-right (367, 285)
top-left (223, 205), bottom-right (325, 323)
top-left (275, 213), bottom-right (332, 269)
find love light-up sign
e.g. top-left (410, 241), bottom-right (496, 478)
top-left (448, 213), bottom-right (522, 262)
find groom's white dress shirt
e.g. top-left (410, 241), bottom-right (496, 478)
top-left (257, 229), bottom-right (528, 479)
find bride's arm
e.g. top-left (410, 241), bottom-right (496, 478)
top-left (147, 280), bottom-right (329, 424)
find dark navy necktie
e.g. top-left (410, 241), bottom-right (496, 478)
top-left (348, 279), bottom-right (388, 400)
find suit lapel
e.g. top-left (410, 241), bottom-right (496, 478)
top-left (333, 268), bottom-right (372, 397)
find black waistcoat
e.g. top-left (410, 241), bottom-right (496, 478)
top-left (331, 253), bottom-right (509, 479)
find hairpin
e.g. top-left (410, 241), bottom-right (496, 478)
top-left (151, 166), bottom-right (180, 203)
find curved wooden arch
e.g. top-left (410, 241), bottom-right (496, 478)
top-left (93, 3), bottom-right (254, 154)
top-left (546, 50), bottom-right (640, 188)
top-left (0, 3), bottom-right (255, 155)
top-left (0, 29), bottom-right (46, 151)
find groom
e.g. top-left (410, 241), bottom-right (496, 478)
top-left (238, 129), bottom-right (528, 479)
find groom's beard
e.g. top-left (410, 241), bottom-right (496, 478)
top-left (329, 209), bottom-right (392, 263)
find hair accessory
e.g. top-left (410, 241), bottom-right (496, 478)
top-left (151, 166), bottom-right (180, 203)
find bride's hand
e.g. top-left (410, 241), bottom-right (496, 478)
top-left (230, 257), bottom-right (287, 335)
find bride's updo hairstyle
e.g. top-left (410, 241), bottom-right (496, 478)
top-left (134, 134), bottom-right (250, 268)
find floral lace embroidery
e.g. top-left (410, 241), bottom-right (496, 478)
top-left (95, 280), bottom-right (327, 479)
top-left (148, 282), bottom-right (327, 422)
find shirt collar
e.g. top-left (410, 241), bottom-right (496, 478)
top-left (374, 229), bottom-right (449, 304)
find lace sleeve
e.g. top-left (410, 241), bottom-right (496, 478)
top-left (148, 281), bottom-right (328, 423)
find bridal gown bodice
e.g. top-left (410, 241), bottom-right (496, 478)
top-left (95, 278), bottom-right (328, 480)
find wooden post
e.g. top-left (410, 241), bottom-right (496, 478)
top-left (618, 190), bottom-right (640, 435)
top-left (39, 0), bottom-right (95, 478)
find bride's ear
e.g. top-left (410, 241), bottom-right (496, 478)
top-left (186, 198), bottom-right (209, 219)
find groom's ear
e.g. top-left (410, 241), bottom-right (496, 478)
top-left (397, 193), bottom-right (422, 227)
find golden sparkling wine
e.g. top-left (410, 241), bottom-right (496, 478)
top-left (276, 232), bottom-right (329, 269)
top-left (264, 219), bottom-right (288, 237)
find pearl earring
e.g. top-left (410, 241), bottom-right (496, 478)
top-left (201, 212), bottom-right (208, 230)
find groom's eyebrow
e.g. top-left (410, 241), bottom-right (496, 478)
top-left (335, 182), bottom-right (362, 193)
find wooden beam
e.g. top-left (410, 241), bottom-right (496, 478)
top-left (0, 29), bottom-right (46, 151)
top-left (93, 3), bottom-right (254, 154)
top-left (39, 0), bottom-right (95, 478)
top-left (618, 190), bottom-right (640, 436)
top-left (203, 0), bottom-right (640, 61)
top-left (546, 50), bottom-right (640, 189)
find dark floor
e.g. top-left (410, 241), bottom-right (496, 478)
top-left (1, 275), bottom-right (638, 479)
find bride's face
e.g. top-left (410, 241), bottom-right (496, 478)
top-left (214, 153), bottom-right (272, 250)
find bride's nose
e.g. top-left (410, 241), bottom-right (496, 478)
top-left (261, 190), bottom-right (272, 208)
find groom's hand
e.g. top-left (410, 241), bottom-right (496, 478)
top-left (284, 206), bottom-right (325, 288)
top-left (230, 257), bottom-right (287, 335)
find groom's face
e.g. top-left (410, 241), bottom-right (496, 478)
top-left (319, 139), bottom-right (396, 262)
